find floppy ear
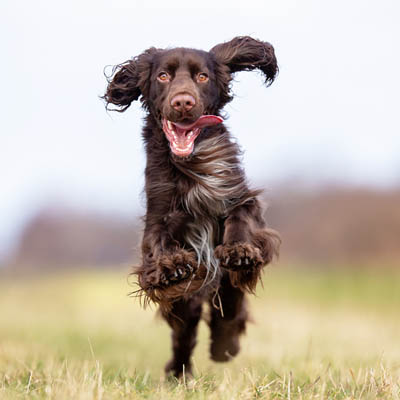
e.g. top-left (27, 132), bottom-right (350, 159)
top-left (210, 36), bottom-right (278, 86)
top-left (103, 48), bottom-right (159, 112)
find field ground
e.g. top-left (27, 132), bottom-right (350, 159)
top-left (0, 266), bottom-right (400, 399)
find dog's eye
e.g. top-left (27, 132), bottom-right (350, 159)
top-left (157, 72), bottom-right (170, 82)
top-left (197, 73), bottom-right (209, 83)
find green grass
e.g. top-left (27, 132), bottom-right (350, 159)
top-left (0, 266), bottom-right (400, 399)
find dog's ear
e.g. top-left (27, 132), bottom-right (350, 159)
top-left (210, 36), bottom-right (278, 86)
top-left (103, 48), bottom-right (159, 112)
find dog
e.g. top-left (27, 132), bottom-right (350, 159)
top-left (103, 36), bottom-right (280, 377)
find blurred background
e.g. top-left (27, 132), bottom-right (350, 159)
top-left (1, 0), bottom-right (399, 271)
top-left (1, 1), bottom-right (400, 396)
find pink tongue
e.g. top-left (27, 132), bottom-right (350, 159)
top-left (174, 115), bottom-right (223, 132)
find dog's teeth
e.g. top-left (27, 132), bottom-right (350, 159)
top-left (245, 258), bottom-right (250, 265)
top-left (225, 257), bottom-right (230, 264)
top-left (167, 121), bottom-right (172, 130)
top-left (237, 259), bottom-right (242, 266)
top-left (177, 268), bottom-right (183, 275)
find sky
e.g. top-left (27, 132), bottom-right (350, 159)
top-left (1, 0), bottom-right (399, 260)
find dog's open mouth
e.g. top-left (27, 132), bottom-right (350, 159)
top-left (162, 115), bottom-right (223, 157)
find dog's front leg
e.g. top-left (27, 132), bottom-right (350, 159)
top-left (215, 198), bottom-right (280, 292)
top-left (136, 211), bottom-right (207, 308)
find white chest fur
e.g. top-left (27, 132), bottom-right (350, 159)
top-left (176, 135), bottom-right (247, 284)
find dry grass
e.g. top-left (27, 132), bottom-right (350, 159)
top-left (0, 266), bottom-right (399, 399)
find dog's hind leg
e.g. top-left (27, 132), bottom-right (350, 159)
top-left (162, 296), bottom-right (203, 378)
top-left (208, 270), bottom-right (248, 362)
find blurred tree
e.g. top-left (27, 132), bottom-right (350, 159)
top-left (10, 187), bottom-right (400, 269)
top-left (13, 207), bottom-right (141, 269)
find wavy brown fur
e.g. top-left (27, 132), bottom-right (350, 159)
top-left (103, 36), bottom-right (280, 377)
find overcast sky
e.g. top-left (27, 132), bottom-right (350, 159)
top-left (1, 0), bottom-right (399, 260)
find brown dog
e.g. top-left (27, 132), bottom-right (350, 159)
top-left (103, 36), bottom-right (280, 377)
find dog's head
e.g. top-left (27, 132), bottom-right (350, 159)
top-left (103, 36), bottom-right (278, 157)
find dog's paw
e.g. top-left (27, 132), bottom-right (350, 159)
top-left (165, 358), bottom-right (193, 379)
top-left (215, 243), bottom-right (263, 271)
top-left (157, 250), bottom-right (198, 287)
top-left (215, 243), bottom-right (265, 293)
top-left (135, 249), bottom-right (207, 309)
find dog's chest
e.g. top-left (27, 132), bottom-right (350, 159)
top-left (179, 171), bottom-right (228, 283)
top-left (176, 136), bottom-right (244, 218)
top-left (183, 173), bottom-right (229, 218)
top-left (172, 135), bottom-right (248, 281)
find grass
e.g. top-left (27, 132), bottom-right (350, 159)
top-left (0, 266), bottom-right (400, 399)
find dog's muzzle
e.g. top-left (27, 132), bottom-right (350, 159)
top-left (162, 115), bottom-right (223, 157)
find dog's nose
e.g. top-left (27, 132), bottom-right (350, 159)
top-left (170, 93), bottom-right (196, 112)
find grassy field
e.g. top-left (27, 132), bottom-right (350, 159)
top-left (0, 266), bottom-right (399, 399)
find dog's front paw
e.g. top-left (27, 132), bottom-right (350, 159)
top-left (135, 249), bottom-right (207, 309)
top-left (157, 250), bottom-right (198, 287)
top-left (215, 243), bottom-right (263, 271)
top-left (215, 243), bottom-right (264, 293)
